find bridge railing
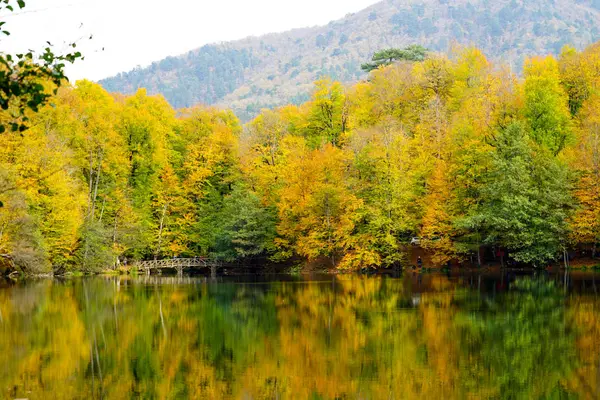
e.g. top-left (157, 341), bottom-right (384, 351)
top-left (134, 258), bottom-right (220, 271)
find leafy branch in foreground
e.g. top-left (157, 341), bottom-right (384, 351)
top-left (0, 0), bottom-right (84, 133)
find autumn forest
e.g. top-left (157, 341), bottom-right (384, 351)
top-left (2, 43), bottom-right (600, 274)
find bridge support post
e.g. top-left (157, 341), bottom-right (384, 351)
top-left (145, 268), bottom-right (150, 276)
top-left (177, 266), bottom-right (183, 277)
top-left (210, 264), bottom-right (217, 279)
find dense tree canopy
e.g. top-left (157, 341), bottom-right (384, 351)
top-left (2, 42), bottom-right (600, 273)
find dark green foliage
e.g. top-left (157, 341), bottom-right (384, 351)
top-left (361, 45), bottom-right (428, 72)
top-left (214, 186), bottom-right (277, 262)
top-left (194, 185), bottom-right (276, 262)
top-left (457, 123), bottom-right (574, 266)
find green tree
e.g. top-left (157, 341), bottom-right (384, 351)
top-left (211, 185), bottom-right (277, 262)
top-left (361, 45), bottom-right (428, 72)
top-left (457, 122), bottom-right (574, 266)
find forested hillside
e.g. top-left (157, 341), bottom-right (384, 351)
top-left (2, 42), bottom-right (600, 273)
top-left (100, 0), bottom-right (600, 120)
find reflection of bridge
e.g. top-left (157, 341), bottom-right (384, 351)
top-left (135, 258), bottom-right (221, 276)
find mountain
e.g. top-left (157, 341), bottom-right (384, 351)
top-left (99, 0), bottom-right (600, 121)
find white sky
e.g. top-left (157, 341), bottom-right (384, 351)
top-left (0, 0), bottom-right (379, 81)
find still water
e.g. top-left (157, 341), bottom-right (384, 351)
top-left (1, 272), bottom-right (599, 399)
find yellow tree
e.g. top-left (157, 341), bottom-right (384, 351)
top-left (569, 94), bottom-right (600, 249)
top-left (523, 56), bottom-right (573, 155)
top-left (276, 144), bottom-right (361, 265)
top-left (304, 79), bottom-right (349, 148)
top-left (0, 86), bottom-right (87, 272)
top-left (118, 89), bottom-right (175, 257)
top-left (559, 43), bottom-right (600, 116)
top-left (177, 107), bottom-right (242, 257)
top-left (61, 81), bottom-right (131, 269)
top-left (151, 163), bottom-right (188, 258)
top-left (345, 118), bottom-right (416, 269)
top-left (241, 107), bottom-right (295, 205)
top-left (420, 160), bottom-right (458, 265)
top-left (411, 55), bottom-right (454, 215)
top-left (367, 61), bottom-right (419, 124)
top-left (63, 81), bottom-right (128, 223)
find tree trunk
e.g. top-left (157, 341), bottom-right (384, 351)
top-left (90, 151), bottom-right (104, 221)
top-left (88, 148), bottom-right (94, 211)
top-left (155, 203), bottom-right (168, 260)
top-left (98, 198), bottom-right (106, 223)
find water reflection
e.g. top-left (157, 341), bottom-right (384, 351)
top-left (1, 272), bottom-right (599, 399)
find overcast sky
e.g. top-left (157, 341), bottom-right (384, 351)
top-left (1, 0), bottom-right (379, 81)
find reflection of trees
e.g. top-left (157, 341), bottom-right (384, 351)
top-left (566, 295), bottom-right (600, 397)
top-left (240, 275), bottom-right (471, 399)
top-left (110, 281), bottom-right (279, 398)
top-left (0, 276), bottom-right (595, 399)
top-left (0, 281), bottom-right (89, 399)
top-left (455, 278), bottom-right (578, 399)
top-left (1, 278), bottom-right (280, 398)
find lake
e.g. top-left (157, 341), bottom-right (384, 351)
top-left (1, 271), bottom-right (599, 399)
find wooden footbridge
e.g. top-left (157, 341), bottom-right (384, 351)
top-left (135, 258), bottom-right (221, 276)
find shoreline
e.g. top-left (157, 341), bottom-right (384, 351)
top-left (4, 262), bottom-right (600, 281)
